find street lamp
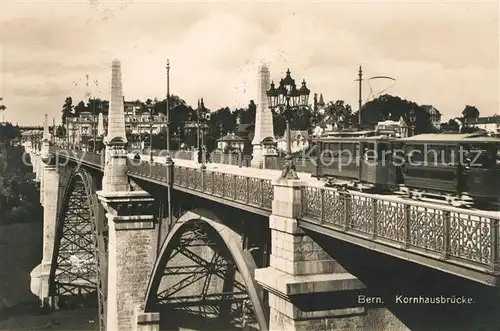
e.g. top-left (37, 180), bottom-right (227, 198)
top-left (409, 109), bottom-right (417, 137)
top-left (267, 69), bottom-right (310, 179)
top-left (196, 98), bottom-right (210, 170)
top-left (149, 105), bottom-right (154, 162)
top-left (165, 59), bottom-right (173, 166)
top-left (92, 99), bottom-right (97, 152)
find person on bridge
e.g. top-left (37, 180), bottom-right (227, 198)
top-left (197, 148), bottom-right (202, 164)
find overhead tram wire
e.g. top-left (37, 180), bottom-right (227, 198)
top-left (365, 75), bottom-right (397, 103)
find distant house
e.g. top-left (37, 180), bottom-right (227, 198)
top-left (277, 130), bottom-right (310, 154)
top-left (217, 133), bottom-right (246, 152)
top-left (421, 105), bottom-right (442, 127)
top-left (467, 116), bottom-right (500, 133)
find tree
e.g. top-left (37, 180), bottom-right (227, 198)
top-left (61, 97), bottom-right (73, 124)
top-left (0, 98), bottom-right (6, 122)
top-left (272, 108), bottom-right (286, 137)
top-left (73, 101), bottom-right (87, 117)
top-left (210, 107), bottom-right (236, 134)
top-left (323, 100), bottom-right (353, 130)
top-left (361, 94), bottom-right (433, 134)
top-left (87, 98), bottom-right (108, 116)
top-left (56, 125), bottom-right (66, 139)
top-left (461, 105), bottom-right (480, 124)
top-left (440, 119), bottom-right (460, 132)
top-left (235, 100), bottom-right (257, 125)
top-left (0, 127), bottom-right (41, 224)
top-left (0, 123), bottom-right (21, 145)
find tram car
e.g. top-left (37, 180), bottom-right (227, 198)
top-left (399, 133), bottom-right (500, 206)
top-left (311, 130), bottom-right (399, 191)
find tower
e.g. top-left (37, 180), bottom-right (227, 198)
top-left (251, 63), bottom-right (277, 169)
top-left (102, 59), bottom-right (128, 192)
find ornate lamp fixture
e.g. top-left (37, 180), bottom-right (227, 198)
top-left (267, 69), bottom-right (310, 179)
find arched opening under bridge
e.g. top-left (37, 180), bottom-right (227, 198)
top-left (143, 210), bottom-right (269, 331)
top-left (48, 168), bottom-right (106, 331)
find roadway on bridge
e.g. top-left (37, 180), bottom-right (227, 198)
top-left (127, 153), bottom-right (500, 217)
top-left (128, 153), bottom-right (321, 185)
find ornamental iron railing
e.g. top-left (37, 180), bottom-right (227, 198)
top-left (46, 147), bottom-right (500, 277)
top-left (301, 186), bottom-right (500, 273)
top-left (127, 160), bottom-right (273, 211)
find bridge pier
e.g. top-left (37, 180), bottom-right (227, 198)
top-left (98, 59), bottom-right (160, 331)
top-left (255, 179), bottom-right (407, 331)
top-left (31, 119), bottom-right (61, 306)
top-left (98, 190), bottom-right (159, 331)
top-left (134, 309), bottom-right (160, 331)
top-left (37, 162), bottom-right (60, 306)
top-left (32, 151), bottom-right (40, 181)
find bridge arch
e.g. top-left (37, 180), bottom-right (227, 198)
top-left (48, 168), bottom-right (108, 331)
top-left (144, 209), bottom-right (269, 330)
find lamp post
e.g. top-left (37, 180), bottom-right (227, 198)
top-left (196, 98), bottom-right (210, 170)
top-left (165, 59), bottom-right (173, 165)
top-left (149, 105), bottom-right (154, 162)
top-left (409, 109), bottom-right (416, 137)
top-left (175, 127), bottom-right (181, 149)
top-left (267, 69), bottom-right (310, 180)
top-left (92, 99), bottom-right (97, 152)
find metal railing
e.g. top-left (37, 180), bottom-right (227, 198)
top-left (47, 147), bottom-right (500, 277)
top-left (301, 186), bottom-right (500, 273)
top-left (127, 160), bottom-right (273, 210)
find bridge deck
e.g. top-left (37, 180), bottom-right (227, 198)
top-left (128, 153), bottom-right (317, 183)
top-left (43, 147), bottom-right (500, 286)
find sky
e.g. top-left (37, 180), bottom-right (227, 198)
top-left (1, 0), bottom-right (499, 125)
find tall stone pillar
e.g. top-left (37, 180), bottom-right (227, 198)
top-left (37, 162), bottom-right (60, 304)
top-left (251, 63), bottom-right (277, 168)
top-left (31, 115), bottom-right (60, 305)
top-left (97, 59), bottom-right (159, 331)
top-left (33, 153), bottom-right (39, 180)
top-left (36, 153), bottom-right (42, 181)
top-left (256, 179), bottom-right (367, 330)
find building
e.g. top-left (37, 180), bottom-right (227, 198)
top-left (216, 133), bottom-right (246, 152)
top-left (422, 105), bottom-right (442, 127)
top-left (66, 102), bottom-right (167, 147)
top-left (277, 130), bottom-right (309, 154)
top-left (467, 116), bottom-right (500, 134)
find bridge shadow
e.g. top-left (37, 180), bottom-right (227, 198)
top-left (308, 231), bottom-right (500, 331)
top-left (159, 308), bottom-right (256, 331)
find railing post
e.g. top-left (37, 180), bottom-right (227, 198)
top-left (245, 177), bottom-right (249, 203)
top-left (442, 210), bottom-right (451, 259)
top-left (343, 193), bottom-right (350, 231)
top-left (372, 199), bottom-right (379, 240)
top-left (403, 204), bottom-right (411, 248)
top-left (319, 190), bottom-right (324, 223)
top-left (260, 180), bottom-right (264, 207)
top-left (201, 170), bottom-right (205, 192)
top-left (210, 172), bottom-right (214, 194)
top-left (490, 218), bottom-right (499, 273)
top-left (233, 175), bottom-right (237, 200)
top-left (221, 173), bottom-right (225, 196)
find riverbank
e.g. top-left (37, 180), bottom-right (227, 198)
top-left (0, 221), bottom-right (97, 330)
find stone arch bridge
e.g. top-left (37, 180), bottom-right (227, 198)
top-left (23, 58), bottom-right (500, 331)
top-left (25, 144), bottom-right (500, 331)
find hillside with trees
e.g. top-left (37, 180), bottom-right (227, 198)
top-left (0, 123), bottom-right (41, 224)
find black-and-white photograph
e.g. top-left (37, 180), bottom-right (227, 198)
top-left (0, 1), bottom-right (499, 330)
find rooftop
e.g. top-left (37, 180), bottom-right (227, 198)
top-left (399, 132), bottom-right (487, 142)
top-left (217, 133), bottom-right (246, 142)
